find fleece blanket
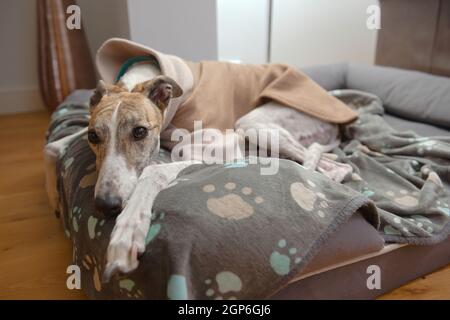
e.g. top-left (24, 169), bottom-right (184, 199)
top-left (46, 90), bottom-right (449, 300)
top-left (337, 90), bottom-right (450, 244)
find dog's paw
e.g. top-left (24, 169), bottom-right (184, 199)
top-left (102, 214), bottom-right (149, 283)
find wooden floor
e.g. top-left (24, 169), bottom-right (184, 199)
top-left (0, 111), bottom-right (448, 300)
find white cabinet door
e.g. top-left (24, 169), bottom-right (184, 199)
top-left (217, 0), bottom-right (270, 64)
top-left (270, 0), bottom-right (379, 67)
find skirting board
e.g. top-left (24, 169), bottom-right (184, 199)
top-left (0, 86), bottom-right (46, 115)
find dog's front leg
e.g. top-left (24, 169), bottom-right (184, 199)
top-left (103, 160), bottom-right (200, 282)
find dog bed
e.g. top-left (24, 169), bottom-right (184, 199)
top-left (46, 64), bottom-right (450, 299)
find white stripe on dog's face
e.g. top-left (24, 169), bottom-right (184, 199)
top-left (88, 90), bottom-right (163, 213)
top-left (94, 101), bottom-right (138, 206)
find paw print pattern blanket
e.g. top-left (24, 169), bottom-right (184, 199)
top-left (46, 90), bottom-right (450, 299)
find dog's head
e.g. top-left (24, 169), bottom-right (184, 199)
top-left (88, 76), bottom-right (182, 217)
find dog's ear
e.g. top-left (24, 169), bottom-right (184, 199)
top-left (90, 80), bottom-right (107, 110)
top-left (133, 76), bottom-right (183, 112)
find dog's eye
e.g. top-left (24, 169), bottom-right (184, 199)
top-left (132, 126), bottom-right (148, 140)
top-left (87, 130), bottom-right (100, 144)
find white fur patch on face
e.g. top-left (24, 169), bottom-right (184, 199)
top-left (95, 101), bottom-right (138, 204)
top-left (110, 101), bottom-right (121, 149)
top-left (95, 153), bottom-right (138, 203)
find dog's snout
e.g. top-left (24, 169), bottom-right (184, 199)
top-left (95, 195), bottom-right (122, 218)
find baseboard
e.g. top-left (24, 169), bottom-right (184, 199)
top-left (0, 86), bottom-right (46, 115)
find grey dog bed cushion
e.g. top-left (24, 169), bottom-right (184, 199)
top-left (303, 63), bottom-right (450, 130)
top-left (272, 237), bottom-right (450, 299)
top-left (53, 63), bottom-right (450, 299)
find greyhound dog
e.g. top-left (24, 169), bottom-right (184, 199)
top-left (45, 42), bottom-right (355, 282)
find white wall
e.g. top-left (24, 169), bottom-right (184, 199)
top-left (77, 0), bottom-right (130, 64)
top-left (127, 0), bottom-right (218, 61)
top-left (127, 0), bottom-right (270, 63)
top-left (217, 0), bottom-right (270, 64)
top-left (0, 0), bottom-right (130, 115)
top-left (0, 0), bottom-right (380, 115)
top-left (270, 0), bottom-right (379, 67)
top-left (0, 0), bottom-right (44, 114)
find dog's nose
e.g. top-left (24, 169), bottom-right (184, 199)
top-left (94, 196), bottom-right (122, 218)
